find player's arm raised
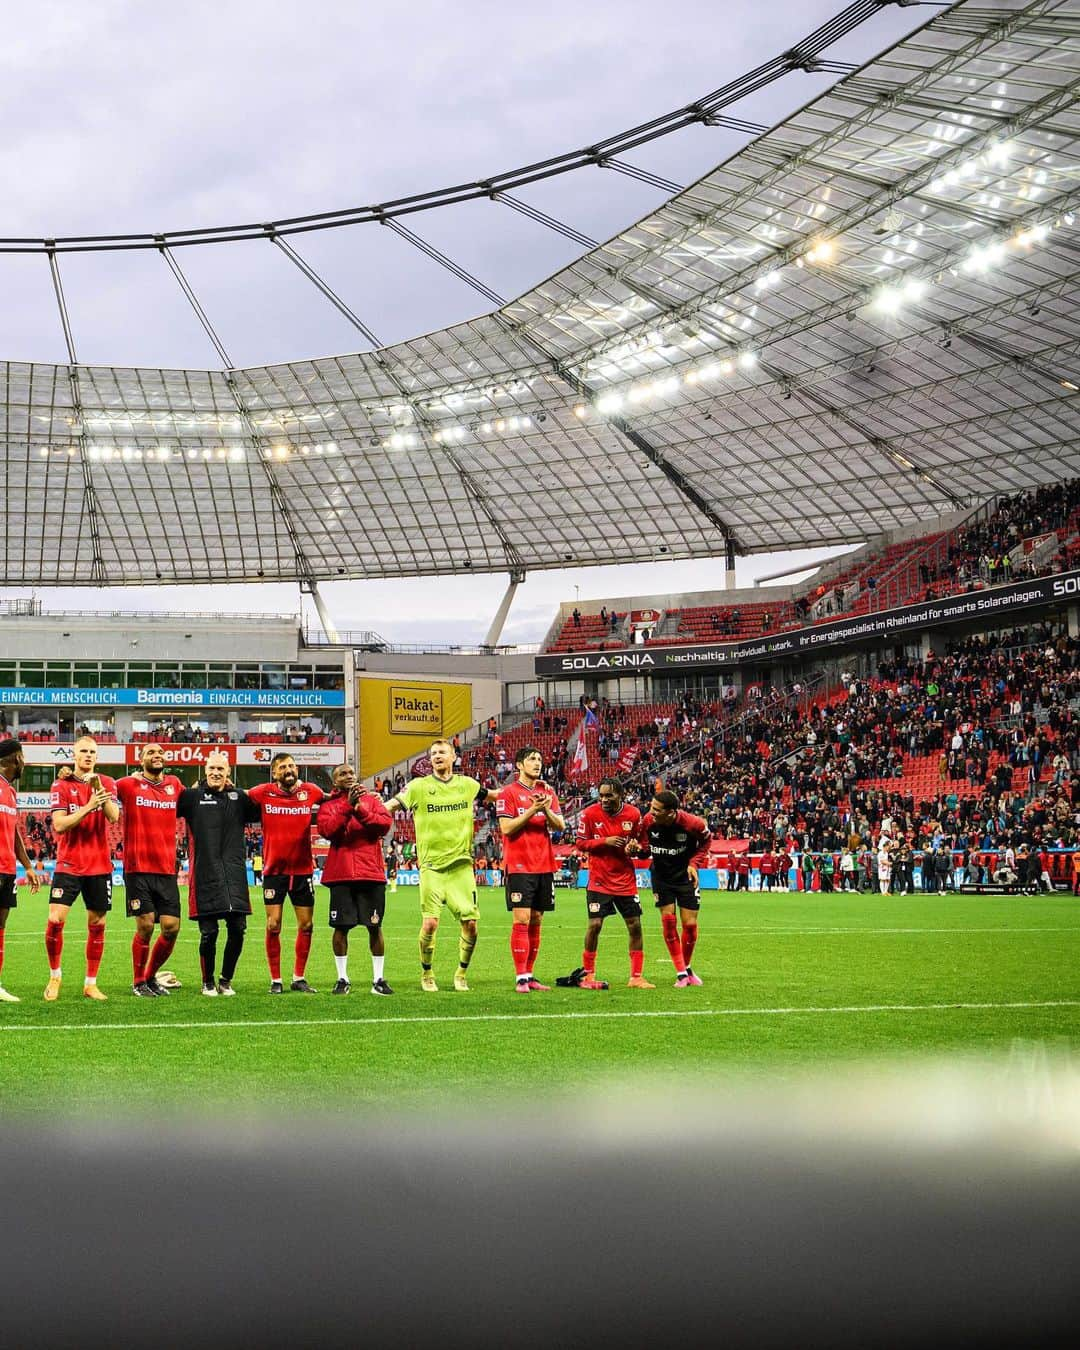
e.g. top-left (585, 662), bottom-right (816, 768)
top-left (537, 787), bottom-right (565, 833)
top-left (52, 789), bottom-right (111, 834)
top-left (352, 788), bottom-right (393, 838)
top-left (316, 792), bottom-right (354, 841)
top-left (498, 797), bottom-right (548, 838)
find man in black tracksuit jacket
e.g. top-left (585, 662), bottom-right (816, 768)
top-left (177, 752), bottom-right (261, 996)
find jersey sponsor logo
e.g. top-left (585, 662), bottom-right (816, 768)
top-left (135, 795), bottom-right (177, 811)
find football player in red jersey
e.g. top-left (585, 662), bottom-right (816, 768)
top-left (0, 739), bottom-right (46, 1003)
top-left (497, 746), bottom-right (564, 992)
top-left (46, 735), bottom-right (120, 1002)
top-left (575, 778), bottom-right (654, 989)
top-left (248, 753), bottom-right (325, 994)
top-left (116, 744), bottom-right (184, 997)
top-left (635, 789), bottom-right (710, 987)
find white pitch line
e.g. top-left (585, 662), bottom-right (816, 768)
top-left (2, 999), bottom-right (1079, 1033)
top-left (699, 926), bottom-right (1080, 936)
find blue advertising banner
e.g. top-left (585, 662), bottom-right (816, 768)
top-left (0, 687), bottom-right (345, 708)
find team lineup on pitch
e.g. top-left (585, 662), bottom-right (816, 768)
top-left (0, 736), bottom-right (723, 1005)
top-left (2, 732), bottom-right (1079, 1114)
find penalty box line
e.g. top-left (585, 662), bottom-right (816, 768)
top-left (2, 999), bottom-right (1080, 1034)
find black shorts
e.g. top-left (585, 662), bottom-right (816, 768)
top-left (125, 872), bottom-right (181, 919)
top-left (654, 883), bottom-right (700, 911)
top-left (0, 874), bottom-right (15, 911)
top-left (49, 873), bottom-right (112, 913)
top-left (586, 889), bottom-right (642, 920)
top-left (263, 875), bottom-right (315, 908)
top-left (505, 872), bottom-right (555, 913)
top-left (328, 882), bottom-right (386, 931)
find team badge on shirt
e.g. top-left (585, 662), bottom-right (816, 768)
top-left (622, 820), bottom-right (633, 831)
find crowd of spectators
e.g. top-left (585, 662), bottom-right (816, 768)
top-left (550, 479), bottom-right (1080, 656)
top-left (610, 624), bottom-right (1080, 881)
top-left (449, 618), bottom-right (1080, 889)
top-left (914, 479), bottom-right (1080, 599)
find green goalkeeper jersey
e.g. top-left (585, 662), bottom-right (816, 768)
top-left (398, 773), bottom-right (483, 871)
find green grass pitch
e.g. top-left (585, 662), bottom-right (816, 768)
top-left (1, 886), bottom-right (1078, 1113)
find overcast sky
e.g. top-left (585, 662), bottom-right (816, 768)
top-left (1, 0), bottom-right (931, 643)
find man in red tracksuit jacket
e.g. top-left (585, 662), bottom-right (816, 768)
top-left (316, 764), bottom-right (393, 995)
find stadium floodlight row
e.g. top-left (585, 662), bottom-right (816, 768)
top-left (1, 0), bottom-right (1079, 588)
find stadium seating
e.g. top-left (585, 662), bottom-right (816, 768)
top-left (542, 479), bottom-right (1080, 655)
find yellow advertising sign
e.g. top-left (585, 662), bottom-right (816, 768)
top-left (389, 685), bottom-right (442, 735)
top-left (358, 678), bottom-right (473, 778)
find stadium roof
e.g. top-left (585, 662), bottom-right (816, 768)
top-left (3, 0), bottom-right (1080, 586)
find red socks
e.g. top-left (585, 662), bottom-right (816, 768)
top-left (86, 924), bottom-right (106, 981)
top-left (682, 924), bottom-right (698, 969)
top-left (146, 931), bottom-right (177, 980)
top-left (132, 934), bottom-right (151, 983)
top-left (294, 929), bottom-right (313, 980)
top-left (661, 912), bottom-right (685, 973)
top-left (510, 922), bottom-right (530, 976)
top-left (582, 949), bottom-right (597, 976)
top-left (629, 949), bottom-right (645, 979)
top-left (266, 930), bottom-right (282, 981)
top-left (45, 918), bottom-right (65, 970)
top-left (527, 920), bottom-right (542, 972)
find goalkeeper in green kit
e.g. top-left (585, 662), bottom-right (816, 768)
top-left (386, 739), bottom-right (497, 991)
